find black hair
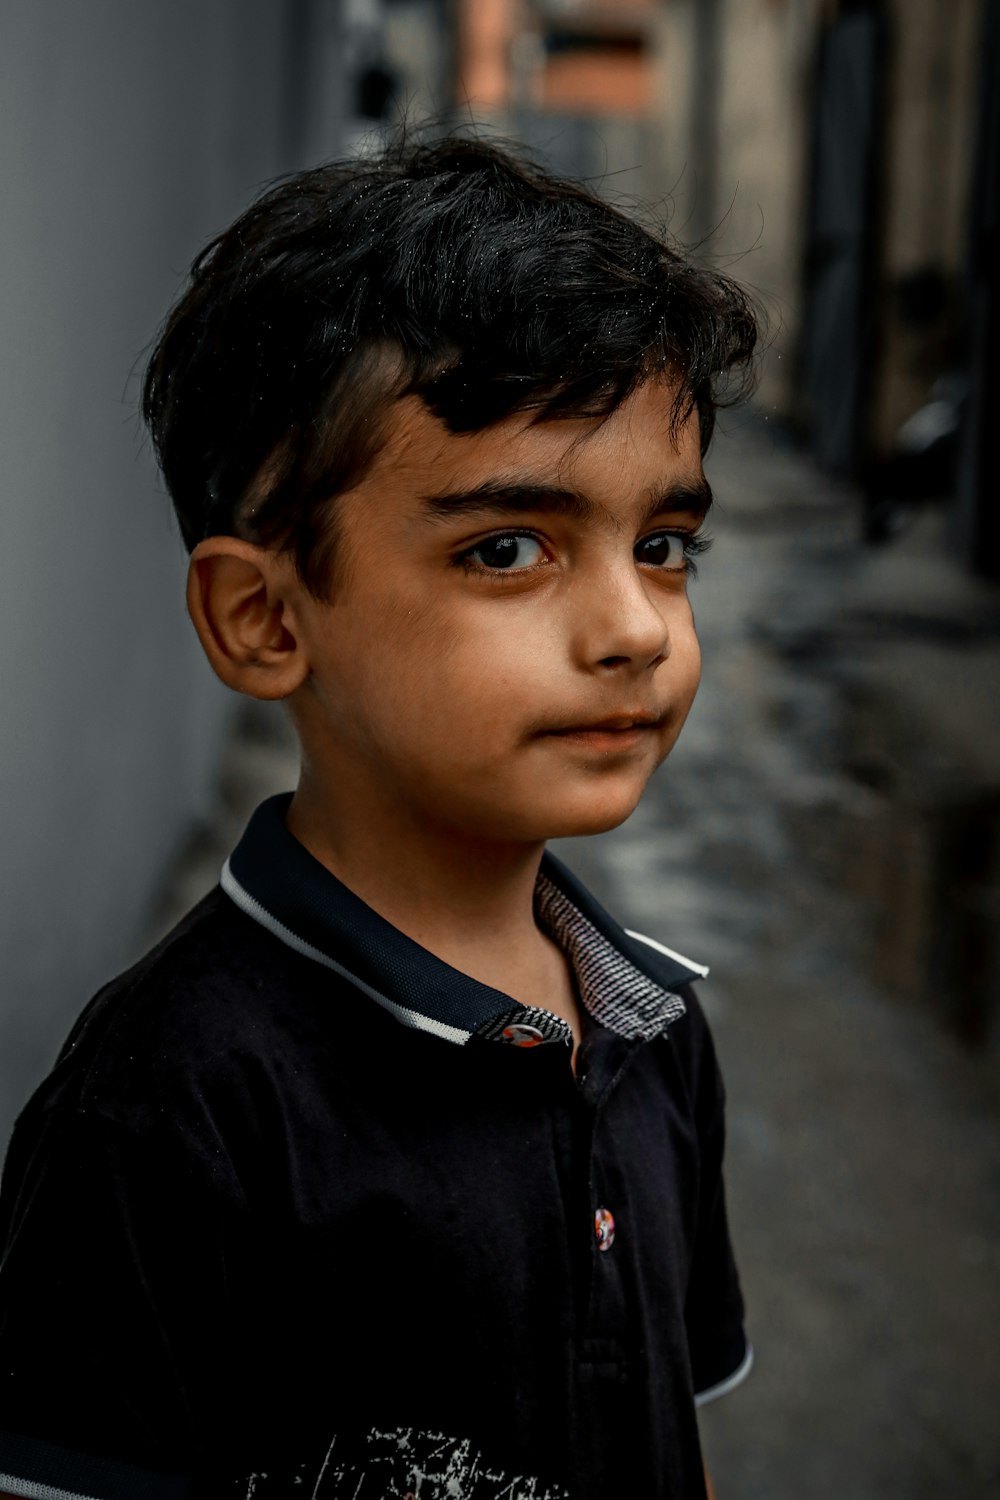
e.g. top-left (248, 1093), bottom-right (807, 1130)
top-left (143, 132), bottom-right (758, 596)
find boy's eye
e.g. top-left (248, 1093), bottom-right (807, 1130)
top-left (463, 533), bottom-right (545, 571)
top-left (635, 530), bottom-right (710, 574)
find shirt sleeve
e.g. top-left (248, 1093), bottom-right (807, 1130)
top-left (0, 1100), bottom-right (250, 1499)
top-left (674, 987), bottom-right (753, 1404)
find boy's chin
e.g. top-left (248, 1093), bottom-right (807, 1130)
top-left (433, 771), bottom-right (655, 845)
top-left (534, 788), bottom-right (647, 841)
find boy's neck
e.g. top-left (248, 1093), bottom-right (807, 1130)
top-left (285, 776), bottom-right (583, 1044)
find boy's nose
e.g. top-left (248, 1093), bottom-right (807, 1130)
top-left (576, 567), bottom-right (671, 674)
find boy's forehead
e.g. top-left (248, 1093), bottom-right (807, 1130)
top-left (363, 383), bottom-right (706, 507)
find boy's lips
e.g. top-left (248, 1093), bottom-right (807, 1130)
top-left (537, 710), bottom-right (666, 739)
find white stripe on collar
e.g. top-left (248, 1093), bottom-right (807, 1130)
top-left (625, 928), bottom-right (710, 979)
top-left (222, 858), bottom-right (472, 1045)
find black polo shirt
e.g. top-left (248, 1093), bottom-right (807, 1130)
top-left (0, 794), bottom-right (750, 1500)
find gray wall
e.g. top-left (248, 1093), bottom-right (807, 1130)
top-left (0, 1), bottom-right (334, 1146)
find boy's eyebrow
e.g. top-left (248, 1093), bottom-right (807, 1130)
top-left (643, 476), bottom-right (714, 521)
top-left (420, 475), bottom-right (714, 525)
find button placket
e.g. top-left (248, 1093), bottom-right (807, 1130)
top-left (577, 1032), bottom-right (634, 1345)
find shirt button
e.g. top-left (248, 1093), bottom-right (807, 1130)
top-left (594, 1207), bottom-right (616, 1251)
top-left (501, 1023), bottom-right (546, 1048)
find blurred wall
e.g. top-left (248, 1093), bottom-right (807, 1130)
top-left (653, 0), bottom-right (825, 419)
top-left (0, 0), bottom-right (330, 1147)
top-left (656, 0), bottom-right (988, 472)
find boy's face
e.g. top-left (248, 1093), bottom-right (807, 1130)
top-left (291, 378), bottom-right (707, 846)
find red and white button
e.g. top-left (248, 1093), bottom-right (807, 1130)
top-left (594, 1207), bottom-right (616, 1252)
top-left (500, 1023), bottom-right (546, 1048)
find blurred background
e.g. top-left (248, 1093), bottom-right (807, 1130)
top-left (1, 1), bottom-right (998, 1495)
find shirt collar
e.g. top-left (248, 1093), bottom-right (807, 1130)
top-left (222, 794), bottom-right (705, 1050)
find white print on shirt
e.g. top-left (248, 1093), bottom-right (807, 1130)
top-left (240, 1425), bottom-right (571, 1499)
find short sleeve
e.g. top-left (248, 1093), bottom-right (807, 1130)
top-left (0, 1101), bottom-right (249, 1499)
top-left (675, 990), bottom-right (753, 1404)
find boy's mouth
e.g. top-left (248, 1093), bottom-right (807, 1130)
top-left (537, 711), bottom-right (666, 749)
top-left (542, 710), bottom-right (664, 735)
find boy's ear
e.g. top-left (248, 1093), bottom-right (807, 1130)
top-left (186, 538), bottom-right (309, 700)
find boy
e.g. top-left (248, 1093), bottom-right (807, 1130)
top-left (0, 135), bottom-right (757, 1499)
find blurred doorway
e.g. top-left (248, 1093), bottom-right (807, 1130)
top-left (800, 1), bottom-right (886, 476)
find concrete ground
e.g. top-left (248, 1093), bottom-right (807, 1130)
top-left (148, 415), bottom-right (1000, 1499)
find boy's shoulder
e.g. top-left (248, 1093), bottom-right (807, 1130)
top-left (27, 883), bottom-right (331, 1133)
